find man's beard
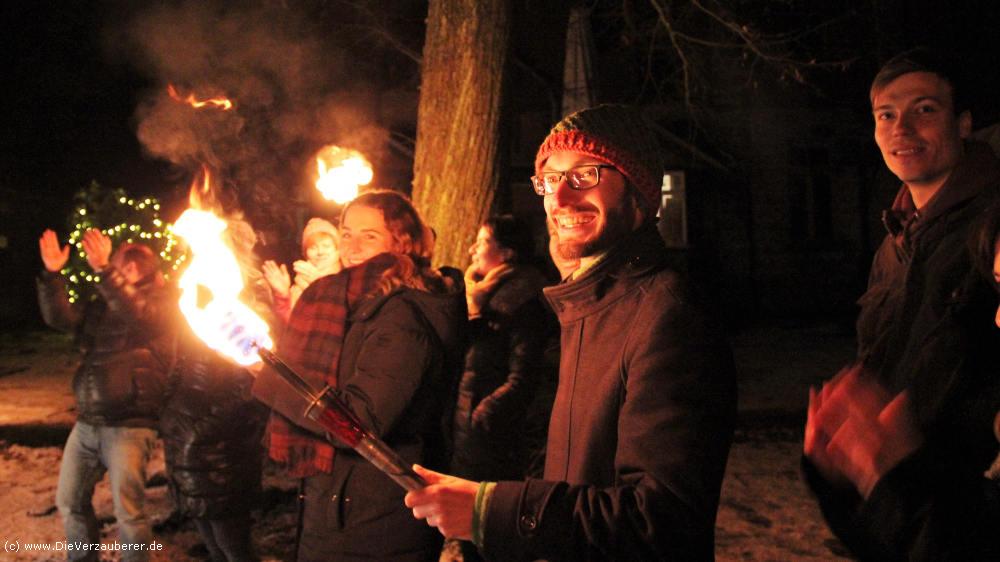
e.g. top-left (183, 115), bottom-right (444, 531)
top-left (555, 198), bottom-right (637, 261)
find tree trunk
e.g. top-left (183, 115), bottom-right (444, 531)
top-left (411, 0), bottom-right (512, 268)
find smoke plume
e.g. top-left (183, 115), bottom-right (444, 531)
top-left (112, 0), bottom-right (391, 231)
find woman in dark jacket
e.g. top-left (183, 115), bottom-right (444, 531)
top-left (451, 216), bottom-right (553, 481)
top-left (251, 190), bottom-right (465, 562)
top-left (447, 216), bottom-right (554, 562)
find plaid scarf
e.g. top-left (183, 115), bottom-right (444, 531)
top-left (266, 253), bottom-right (395, 477)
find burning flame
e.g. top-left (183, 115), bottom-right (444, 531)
top-left (173, 170), bottom-right (271, 366)
top-left (168, 84), bottom-right (234, 111)
top-left (314, 146), bottom-right (373, 204)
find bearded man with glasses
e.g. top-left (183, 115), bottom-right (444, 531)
top-left (406, 104), bottom-right (737, 561)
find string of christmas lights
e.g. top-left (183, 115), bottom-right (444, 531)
top-left (61, 183), bottom-right (185, 303)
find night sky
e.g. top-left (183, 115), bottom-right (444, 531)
top-left (2, 3), bottom-right (173, 202)
top-left (5, 1), bottom-right (1000, 331)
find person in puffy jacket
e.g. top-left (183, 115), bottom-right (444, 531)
top-left (160, 218), bottom-right (270, 562)
top-left (37, 228), bottom-right (173, 562)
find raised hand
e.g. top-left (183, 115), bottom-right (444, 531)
top-left (38, 229), bottom-right (70, 272)
top-left (292, 259), bottom-right (320, 289)
top-left (81, 229), bottom-right (112, 272)
top-left (262, 260), bottom-right (292, 297)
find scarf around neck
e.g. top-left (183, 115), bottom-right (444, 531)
top-left (266, 252), bottom-right (396, 477)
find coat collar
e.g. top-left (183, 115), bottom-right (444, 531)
top-left (883, 140), bottom-right (1000, 238)
top-left (543, 223), bottom-right (669, 323)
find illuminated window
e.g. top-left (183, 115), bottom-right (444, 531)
top-left (658, 171), bottom-right (687, 248)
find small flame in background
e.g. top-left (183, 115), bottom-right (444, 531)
top-left (173, 168), bottom-right (272, 366)
top-left (168, 84), bottom-right (234, 111)
top-left (315, 145), bottom-right (373, 205)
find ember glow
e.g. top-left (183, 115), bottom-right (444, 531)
top-left (173, 172), bottom-right (271, 366)
top-left (314, 145), bottom-right (373, 204)
top-left (167, 84), bottom-right (234, 110)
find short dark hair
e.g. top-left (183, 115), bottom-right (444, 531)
top-left (870, 47), bottom-right (969, 115)
top-left (483, 215), bottom-right (535, 263)
top-left (112, 242), bottom-right (162, 282)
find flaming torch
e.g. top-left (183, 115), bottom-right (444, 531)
top-left (173, 171), bottom-right (425, 491)
top-left (314, 145), bottom-right (373, 204)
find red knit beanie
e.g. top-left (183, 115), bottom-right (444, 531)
top-left (535, 104), bottom-right (663, 214)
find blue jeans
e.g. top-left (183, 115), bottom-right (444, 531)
top-left (56, 421), bottom-right (157, 562)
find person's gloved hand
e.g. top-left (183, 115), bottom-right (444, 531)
top-left (464, 263), bottom-right (515, 318)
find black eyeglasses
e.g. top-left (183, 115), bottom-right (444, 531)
top-left (531, 164), bottom-right (617, 195)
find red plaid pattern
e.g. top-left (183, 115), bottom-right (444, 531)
top-left (266, 253), bottom-right (394, 477)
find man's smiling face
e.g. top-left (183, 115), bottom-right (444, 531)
top-left (872, 71), bottom-right (971, 195)
top-left (542, 150), bottom-right (639, 261)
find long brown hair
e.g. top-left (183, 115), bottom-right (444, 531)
top-left (342, 189), bottom-right (445, 295)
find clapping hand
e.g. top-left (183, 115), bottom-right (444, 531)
top-left (38, 229), bottom-right (70, 272)
top-left (81, 229), bottom-right (112, 272)
top-left (262, 260), bottom-right (292, 297)
top-left (293, 260), bottom-right (321, 289)
top-left (805, 364), bottom-right (923, 498)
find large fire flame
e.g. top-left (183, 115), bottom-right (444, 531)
top-left (173, 170), bottom-right (271, 366)
top-left (168, 84), bottom-right (234, 111)
top-left (314, 145), bottom-right (373, 204)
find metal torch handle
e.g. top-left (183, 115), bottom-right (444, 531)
top-left (354, 434), bottom-right (428, 491)
top-left (254, 345), bottom-right (427, 491)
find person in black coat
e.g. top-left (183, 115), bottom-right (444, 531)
top-left (452, 215), bottom-right (551, 481)
top-left (449, 216), bottom-right (555, 562)
top-left (160, 336), bottom-right (268, 562)
top-left (247, 190), bottom-right (466, 562)
top-left (803, 50), bottom-right (1000, 562)
top-left (805, 207), bottom-right (1000, 562)
top-left (160, 218), bottom-right (270, 562)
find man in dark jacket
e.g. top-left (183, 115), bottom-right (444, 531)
top-left (804, 49), bottom-right (1000, 561)
top-left (405, 104), bottom-right (738, 561)
top-left (38, 228), bottom-right (172, 562)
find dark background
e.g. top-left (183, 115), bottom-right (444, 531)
top-left (4, 0), bottom-right (1000, 333)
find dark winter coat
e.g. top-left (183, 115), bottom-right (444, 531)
top-left (258, 282), bottom-right (466, 562)
top-left (159, 329), bottom-right (268, 520)
top-left (482, 224), bottom-right (738, 562)
top-left (36, 266), bottom-right (174, 428)
top-left (805, 141), bottom-right (1000, 561)
top-left (451, 264), bottom-right (554, 481)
